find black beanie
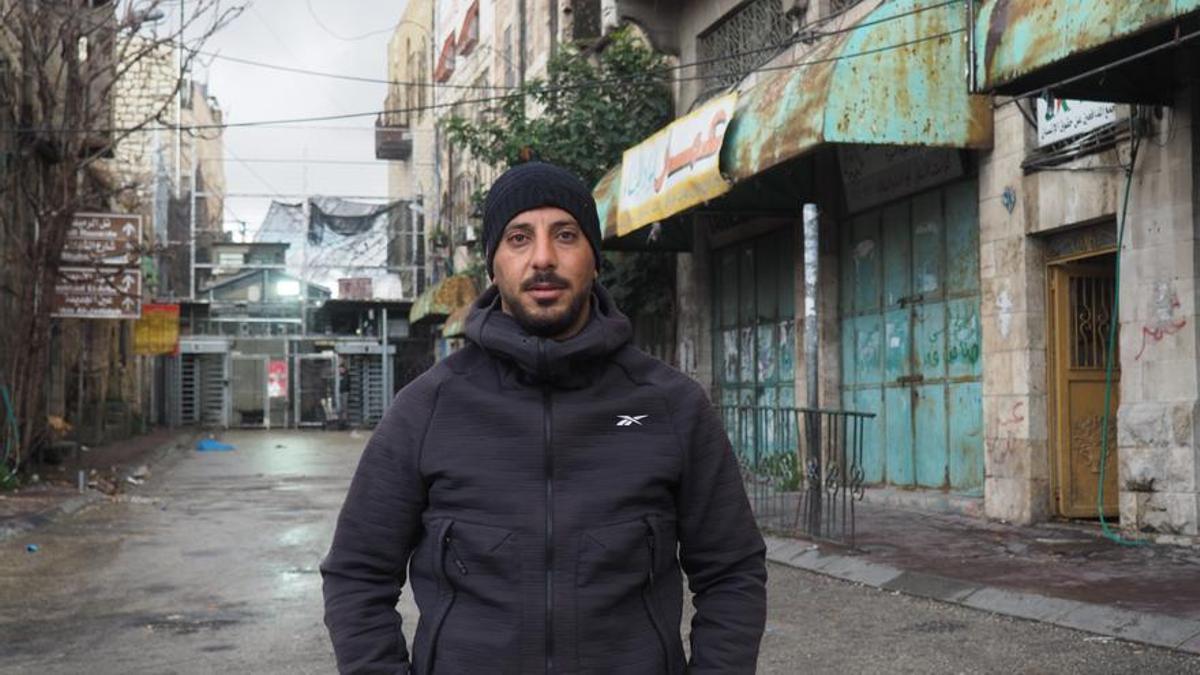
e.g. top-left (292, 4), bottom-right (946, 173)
top-left (481, 161), bottom-right (602, 278)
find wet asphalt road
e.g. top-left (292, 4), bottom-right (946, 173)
top-left (1, 430), bottom-right (1198, 674)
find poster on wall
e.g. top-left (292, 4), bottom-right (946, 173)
top-left (268, 359), bottom-right (288, 398)
top-left (133, 303), bottom-right (180, 355)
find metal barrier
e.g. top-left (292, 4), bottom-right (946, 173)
top-left (718, 405), bottom-right (875, 548)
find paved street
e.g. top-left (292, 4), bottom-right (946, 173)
top-left (1, 430), bottom-right (1198, 674)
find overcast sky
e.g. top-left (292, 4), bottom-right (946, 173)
top-left (193, 0), bottom-right (407, 239)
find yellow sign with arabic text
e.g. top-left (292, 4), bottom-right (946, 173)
top-left (617, 93), bottom-right (737, 237)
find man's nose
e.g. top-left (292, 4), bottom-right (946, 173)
top-left (530, 231), bottom-right (557, 269)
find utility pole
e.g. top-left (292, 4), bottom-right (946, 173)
top-left (175, 0), bottom-right (184, 200)
top-left (188, 128), bottom-right (197, 299)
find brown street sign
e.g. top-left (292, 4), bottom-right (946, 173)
top-left (61, 212), bottom-right (142, 266)
top-left (52, 267), bottom-right (142, 319)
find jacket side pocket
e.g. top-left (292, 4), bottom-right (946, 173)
top-left (413, 520), bottom-right (457, 675)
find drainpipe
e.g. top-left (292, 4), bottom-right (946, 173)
top-left (518, 0), bottom-right (527, 86)
top-left (550, 0), bottom-right (559, 62)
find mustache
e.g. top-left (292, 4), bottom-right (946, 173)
top-left (520, 272), bottom-right (570, 291)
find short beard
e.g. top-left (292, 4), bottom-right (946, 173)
top-left (502, 277), bottom-right (592, 338)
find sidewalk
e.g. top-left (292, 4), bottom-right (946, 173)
top-left (0, 428), bottom-right (195, 542)
top-left (765, 498), bottom-right (1200, 656)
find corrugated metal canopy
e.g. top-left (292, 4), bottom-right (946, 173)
top-left (408, 274), bottom-right (479, 325)
top-left (975, 0), bottom-right (1200, 92)
top-left (594, 0), bottom-right (992, 241)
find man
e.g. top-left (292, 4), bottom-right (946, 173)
top-left (321, 161), bottom-right (767, 674)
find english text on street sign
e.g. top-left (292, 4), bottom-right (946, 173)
top-left (52, 267), bottom-right (142, 319)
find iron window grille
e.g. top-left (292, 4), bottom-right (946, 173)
top-left (697, 0), bottom-right (792, 98)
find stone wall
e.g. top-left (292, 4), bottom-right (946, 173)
top-left (978, 76), bottom-right (1200, 540)
top-left (1117, 83), bottom-right (1199, 539)
top-left (978, 101), bottom-right (1052, 524)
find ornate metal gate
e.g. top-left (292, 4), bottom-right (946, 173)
top-left (721, 405), bottom-right (875, 546)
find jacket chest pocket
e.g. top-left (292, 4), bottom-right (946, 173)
top-left (575, 517), bottom-right (682, 675)
top-left (417, 519), bottom-right (522, 675)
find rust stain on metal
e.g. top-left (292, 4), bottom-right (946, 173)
top-left (432, 274), bottom-right (478, 310)
top-left (977, 0), bottom-right (1200, 89)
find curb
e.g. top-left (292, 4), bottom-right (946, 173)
top-left (0, 431), bottom-right (196, 544)
top-left (764, 535), bottom-right (1200, 656)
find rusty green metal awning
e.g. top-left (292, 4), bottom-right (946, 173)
top-left (595, 0), bottom-right (991, 240)
top-left (409, 273), bottom-right (479, 325)
top-left (975, 0), bottom-right (1200, 92)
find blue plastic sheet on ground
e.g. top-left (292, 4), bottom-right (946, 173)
top-left (195, 439), bottom-right (235, 452)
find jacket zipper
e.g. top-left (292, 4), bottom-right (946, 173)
top-left (540, 340), bottom-right (555, 675)
top-left (643, 518), bottom-right (671, 671)
top-left (422, 521), bottom-right (463, 674)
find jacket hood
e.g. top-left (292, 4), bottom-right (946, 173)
top-left (463, 281), bottom-right (632, 388)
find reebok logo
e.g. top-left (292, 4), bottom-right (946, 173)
top-left (616, 415), bottom-right (648, 427)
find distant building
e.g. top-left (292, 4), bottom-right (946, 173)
top-left (110, 35), bottom-right (226, 300)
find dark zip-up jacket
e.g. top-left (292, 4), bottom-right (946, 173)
top-left (321, 283), bottom-right (767, 674)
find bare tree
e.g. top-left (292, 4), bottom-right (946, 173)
top-left (0, 0), bottom-right (241, 473)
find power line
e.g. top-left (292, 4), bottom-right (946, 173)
top-left (201, 0), bottom-right (955, 91)
top-left (204, 50), bottom-right (514, 90)
top-left (5, 20), bottom-right (966, 135)
top-left (305, 0), bottom-right (397, 43)
top-left (217, 157), bottom-right (383, 166)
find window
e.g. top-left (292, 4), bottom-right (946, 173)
top-left (697, 0), bottom-right (791, 97)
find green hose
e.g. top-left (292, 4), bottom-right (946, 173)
top-left (1, 384), bottom-right (18, 470)
top-left (1096, 124), bottom-right (1147, 547)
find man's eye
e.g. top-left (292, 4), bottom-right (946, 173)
top-left (507, 233), bottom-right (528, 244)
top-left (557, 230), bottom-right (578, 241)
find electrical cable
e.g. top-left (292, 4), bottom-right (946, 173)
top-left (4, 20), bottom-right (966, 135)
top-left (1096, 116), bottom-right (1148, 547)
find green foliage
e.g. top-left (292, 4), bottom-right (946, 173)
top-left (443, 27), bottom-right (677, 315)
top-left (443, 27), bottom-right (674, 186)
top-left (760, 451), bottom-right (802, 492)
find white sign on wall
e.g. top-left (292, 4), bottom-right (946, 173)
top-left (1036, 98), bottom-right (1118, 147)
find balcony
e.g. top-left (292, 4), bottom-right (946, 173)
top-left (375, 114), bottom-right (413, 161)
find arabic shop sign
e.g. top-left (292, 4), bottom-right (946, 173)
top-left (617, 92), bottom-right (737, 237)
top-left (1036, 98), bottom-right (1118, 147)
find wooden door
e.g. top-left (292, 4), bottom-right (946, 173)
top-left (1049, 261), bottom-right (1119, 518)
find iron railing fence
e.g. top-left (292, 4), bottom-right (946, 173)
top-left (717, 405), bottom-right (875, 547)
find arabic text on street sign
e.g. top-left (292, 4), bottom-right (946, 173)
top-left (61, 212), bottom-right (142, 266)
top-left (617, 93), bottom-right (737, 237)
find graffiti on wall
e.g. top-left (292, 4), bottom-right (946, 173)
top-left (1135, 282), bottom-right (1187, 361)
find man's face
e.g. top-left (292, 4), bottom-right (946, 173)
top-left (492, 206), bottom-right (596, 340)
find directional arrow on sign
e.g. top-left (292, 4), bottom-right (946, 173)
top-left (122, 222), bottom-right (137, 238)
top-left (122, 297), bottom-right (136, 310)
top-left (120, 274), bottom-right (136, 293)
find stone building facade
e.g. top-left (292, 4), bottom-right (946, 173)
top-left (591, 0), bottom-right (1200, 542)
